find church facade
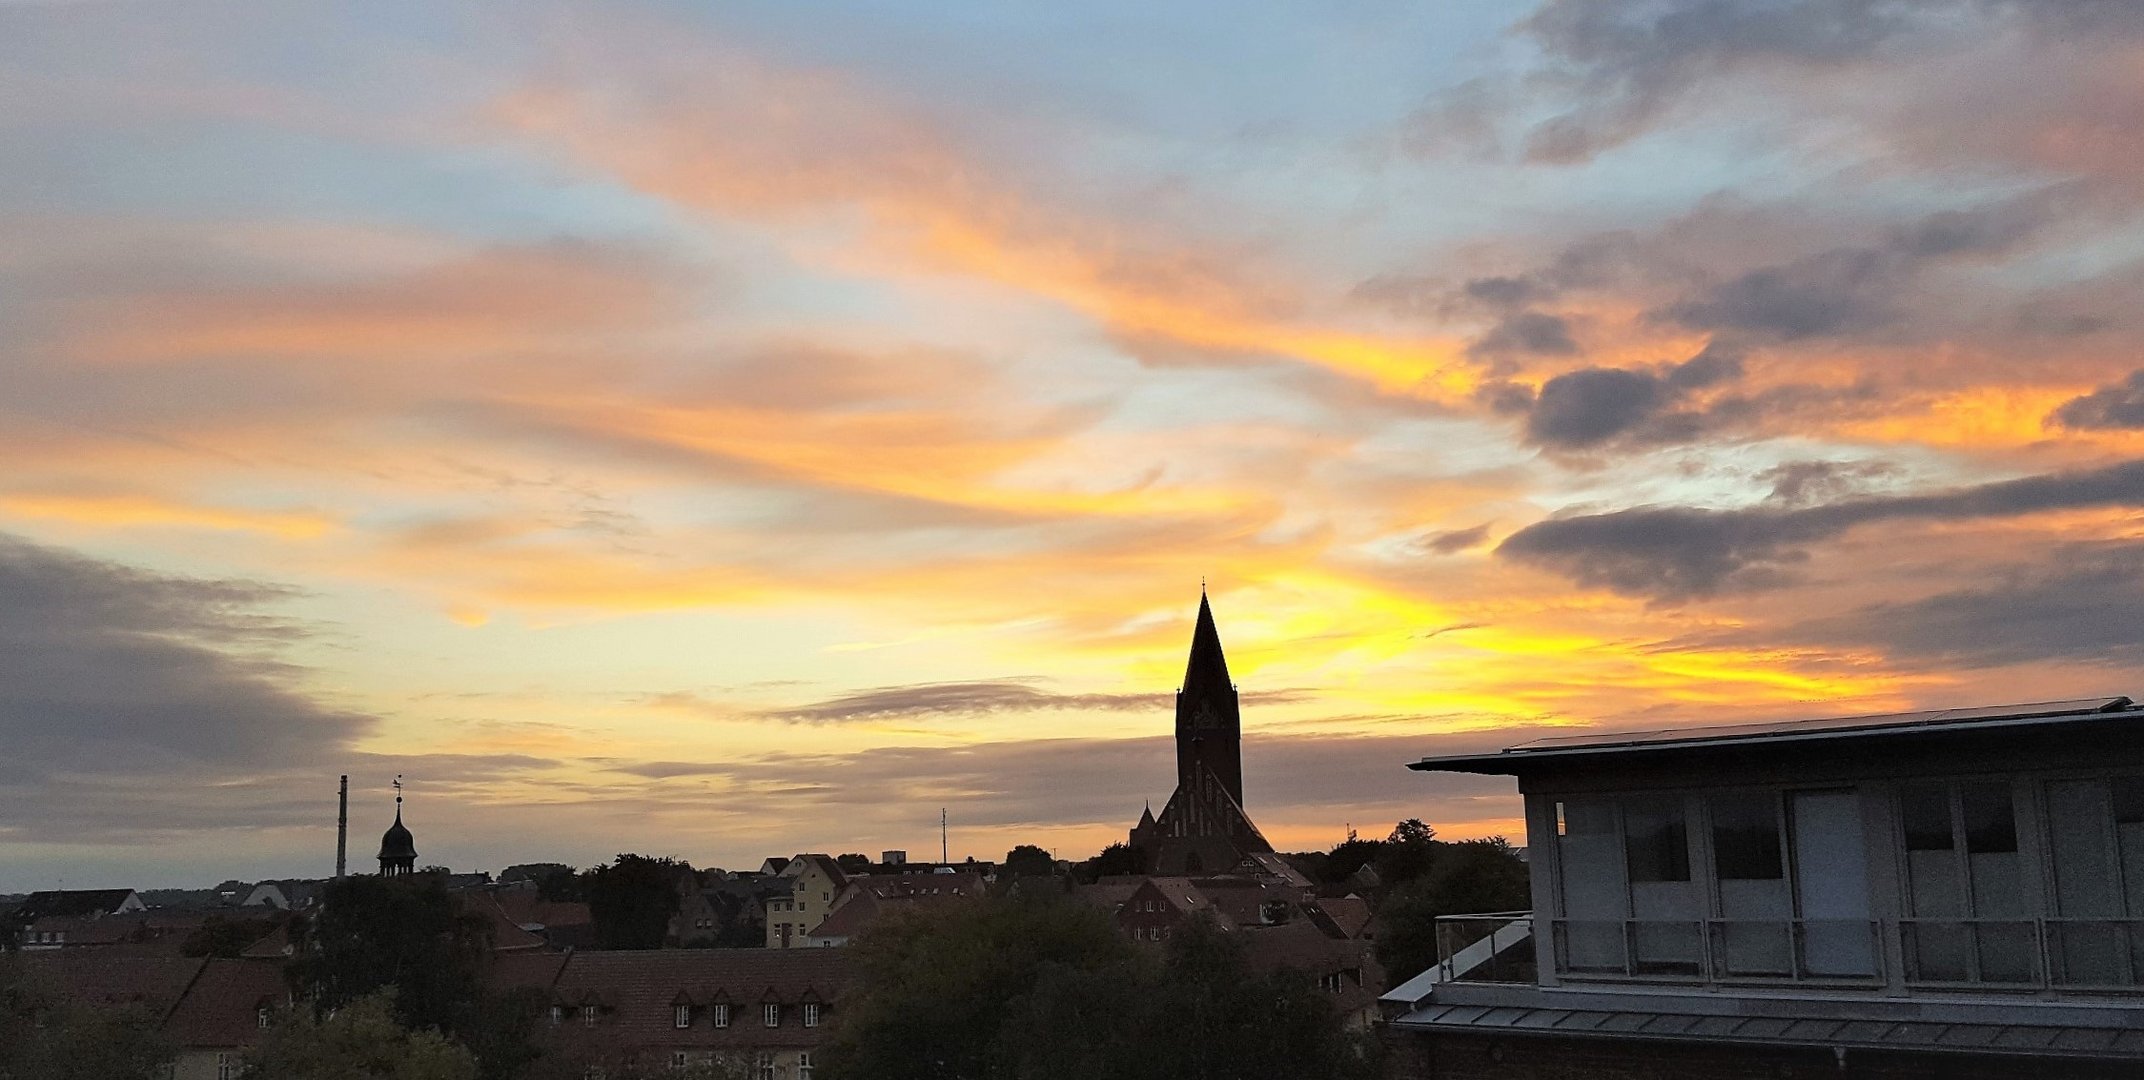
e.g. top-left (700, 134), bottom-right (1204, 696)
top-left (1127, 593), bottom-right (1275, 874)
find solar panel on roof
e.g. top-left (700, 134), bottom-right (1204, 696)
top-left (1500, 697), bottom-right (2130, 754)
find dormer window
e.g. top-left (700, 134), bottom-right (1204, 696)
top-left (763, 1002), bottom-right (781, 1027)
top-left (674, 1004), bottom-right (691, 1028)
top-left (712, 1002), bottom-right (730, 1028)
top-left (256, 1007), bottom-right (271, 1030)
top-left (580, 1004), bottom-right (598, 1027)
top-left (803, 1002), bottom-right (820, 1027)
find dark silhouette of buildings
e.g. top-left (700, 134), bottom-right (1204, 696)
top-left (1127, 592), bottom-right (1274, 874)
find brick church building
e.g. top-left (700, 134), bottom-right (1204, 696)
top-left (1127, 592), bottom-right (1276, 875)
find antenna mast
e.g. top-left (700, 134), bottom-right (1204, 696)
top-left (940, 808), bottom-right (948, 864)
top-left (336, 775), bottom-right (349, 879)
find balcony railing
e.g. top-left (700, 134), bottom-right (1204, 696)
top-left (1435, 914), bottom-right (2144, 992)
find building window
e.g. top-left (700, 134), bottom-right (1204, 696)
top-left (1901, 780), bottom-right (2032, 983)
top-left (674, 1004), bottom-right (691, 1028)
top-left (549, 1005), bottom-right (563, 1027)
top-left (2045, 774), bottom-right (2144, 985)
top-left (763, 1002), bottom-right (781, 1027)
top-left (798, 1052), bottom-right (814, 1080)
top-left (712, 1003), bottom-right (730, 1028)
top-left (217, 1053), bottom-right (236, 1080)
top-left (803, 1002), bottom-right (820, 1027)
top-left (257, 1006), bottom-right (272, 1029)
top-left (580, 1004), bottom-right (598, 1027)
top-left (756, 1054), bottom-right (775, 1080)
top-left (671, 1051), bottom-right (688, 1071)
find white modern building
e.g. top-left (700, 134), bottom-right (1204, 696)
top-left (1382, 697), bottom-right (2144, 1079)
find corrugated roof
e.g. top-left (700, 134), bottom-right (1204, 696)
top-left (1394, 1003), bottom-right (2144, 1060)
top-left (1411, 696), bottom-right (2135, 774)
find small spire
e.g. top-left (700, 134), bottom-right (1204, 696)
top-left (394, 774), bottom-right (404, 816)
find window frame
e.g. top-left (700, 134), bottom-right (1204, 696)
top-left (763, 1001), bottom-right (781, 1028)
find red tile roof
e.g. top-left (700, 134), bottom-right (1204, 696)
top-left (160, 958), bottom-right (290, 1049)
top-left (11, 953), bottom-right (206, 1015)
top-left (547, 949), bottom-right (850, 1051)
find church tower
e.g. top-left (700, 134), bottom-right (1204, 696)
top-left (1176, 590), bottom-right (1244, 808)
top-left (377, 775), bottom-right (417, 877)
top-left (1126, 590), bottom-right (1272, 874)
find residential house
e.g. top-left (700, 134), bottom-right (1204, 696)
top-left (1382, 696), bottom-right (2144, 1078)
top-left (10, 889), bottom-right (147, 949)
top-left (800, 871), bottom-right (988, 947)
top-left (163, 958), bottom-right (292, 1080)
top-left (539, 948), bottom-right (848, 1078)
top-left (765, 855), bottom-right (847, 950)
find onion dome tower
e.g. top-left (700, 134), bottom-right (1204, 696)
top-left (377, 775), bottom-right (417, 877)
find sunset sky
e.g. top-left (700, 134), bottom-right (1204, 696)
top-left (7, 0), bottom-right (2144, 891)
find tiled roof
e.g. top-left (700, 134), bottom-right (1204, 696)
top-left (161, 958), bottom-right (289, 1049)
top-left (805, 890), bottom-right (881, 940)
top-left (1307, 897), bottom-right (1373, 939)
top-left (485, 949), bottom-right (571, 994)
top-left (11, 952), bottom-right (206, 1015)
top-left (471, 893), bottom-right (552, 951)
top-left (1075, 878), bottom-right (1146, 913)
top-left (14, 889), bottom-right (138, 920)
top-left (493, 891), bottom-right (592, 929)
top-left (548, 949), bottom-right (851, 1050)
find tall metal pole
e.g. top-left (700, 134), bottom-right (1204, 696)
top-left (940, 808), bottom-right (948, 864)
top-left (336, 775), bottom-right (348, 879)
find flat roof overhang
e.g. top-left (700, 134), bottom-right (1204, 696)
top-left (1409, 697), bottom-right (2140, 777)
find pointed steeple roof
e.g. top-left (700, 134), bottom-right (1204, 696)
top-left (1182, 589), bottom-right (1233, 694)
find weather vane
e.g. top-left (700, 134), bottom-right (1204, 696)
top-left (394, 774), bottom-right (403, 806)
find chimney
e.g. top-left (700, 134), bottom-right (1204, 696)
top-left (336, 775), bottom-right (348, 879)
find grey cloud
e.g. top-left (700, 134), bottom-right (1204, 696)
top-left (1658, 247), bottom-right (1901, 339)
top-left (1520, 347), bottom-right (1748, 450)
top-left (1654, 198), bottom-right (2059, 340)
top-left (757, 678), bottom-right (1309, 724)
top-left (1781, 543), bottom-right (2144, 667)
top-left (594, 727), bottom-right (1551, 837)
top-left (1761, 459), bottom-right (1899, 505)
top-left (1419, 523), bottom-right (1493, 555)
top-left (1470, 311), bottom-right (1579, 357)
top-left (1497, 457), bottom-right (2144, 601)
top-left (1517, 0), bottom-right (1932, 164)
top-left (2050, 371), bottom-right (2144, 430)
top-left (0, 533), bottom-right (369, 782)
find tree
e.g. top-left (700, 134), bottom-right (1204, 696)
top-left (1002, 844), bottom-right (1056, 878)
top-left (835, 853), bottom-right (872, 873)
top-left (244, 990), bottom-right (477, 1080)
top-left (290, 875), bottom-right (492, 1037)
top-left (1072, 841), bottom-right (1147, 882)
top-left (580, 854), bottom-right (688, 950)
top-left (0, 954), bottom-right (172, 1080)
top-left (819, 893), bottom-right (1128, 1080)
top-left (1374, 837), bottom-right (1531, 984)
top-left (1316, 834), bottom-right (1386, 885)
top-left (1375, 818), bottom-right (1438, 888)
top-left (820, 895), bottom-right (1375, 1080)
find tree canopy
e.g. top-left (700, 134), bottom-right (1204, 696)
top-left (580, 854), bottom-right (688, 950)
top-left (291, 874), bottom-right (493, 1036)
top-left (819, 893), bottom-right (1375, 1080)
top-left (245, 990), bottom-right (477, 1080)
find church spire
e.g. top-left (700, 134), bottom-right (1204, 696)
top-left (1175, 590), bottom-right (1244, 808)
top-left (1182, 589), bottom-right (1233, 696)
